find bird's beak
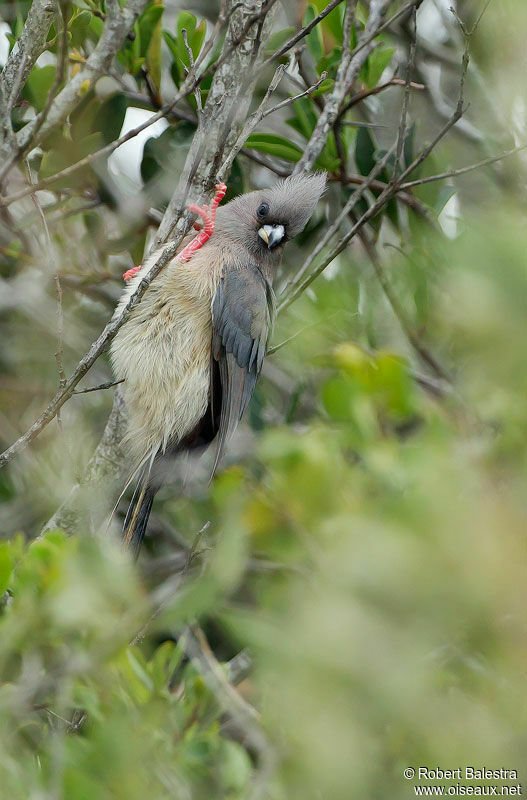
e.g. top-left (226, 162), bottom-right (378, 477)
top-left (258, 224), bottom-right (285, 249)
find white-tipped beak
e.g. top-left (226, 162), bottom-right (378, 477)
top-left (258, 224), bottom-right (285, 249)
top-left (258, 225), bottom-right (270, 245)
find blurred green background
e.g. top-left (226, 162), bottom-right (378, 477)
top-left (1, 0), bottom-right (527, 797)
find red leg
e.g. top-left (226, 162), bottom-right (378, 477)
top-left (122, 183), bottom-right (227, 279)
top-left (123, 265), bottom-right (142, 282)
top-left (177, 182), bottom-right (227, 263)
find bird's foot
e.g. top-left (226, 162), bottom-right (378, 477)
top-left (177, 182), bottom-right (227, 263)
top-left (123, 265), bottom-right (141, 282)
top-left (122, 183), bottom-right (227, 280)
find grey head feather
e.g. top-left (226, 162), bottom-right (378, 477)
top-left (215, 171), bottom-right (326, 261)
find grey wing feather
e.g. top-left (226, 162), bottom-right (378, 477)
top-left (211, 264), bottom-right (274, 475)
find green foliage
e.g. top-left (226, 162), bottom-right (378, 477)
top-left (0, 532), bottom-right (253, 799)
top-left (3, 211), bottom-right (527, 798)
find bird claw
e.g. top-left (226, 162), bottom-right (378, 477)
top-left (123, 266), bottom-right (141, 282)
top-left (122, 183), bottom-right (227, 280)
top-left (177, 182), bottom-right (227, 263)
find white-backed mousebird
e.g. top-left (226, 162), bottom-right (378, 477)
top-left (111, 172), bottom-right (326, 555)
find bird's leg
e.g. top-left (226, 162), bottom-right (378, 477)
top-left (123, 265), bottom-right (142, 281)
top-left (123, 183), bottom-right (227, 280)
top-left (177, 182), bottom-right (227, 263)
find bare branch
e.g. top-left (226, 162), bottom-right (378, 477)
top-left (180, 624), bottom-right (274, 799)
top-left (394, 5), bottom-right (417, 177)
top-left (399, 144), bottom-right (527, 190)
top-left (73, 379), bottom-right (124, 395)
top-left (0, 0), bottom-right (56, 135)
top-left (181, 28), bottom-right (203, 116)
top-left (293, 0), bottom-right (358, 174)
top-left (280, 28), bottom-right (471, 315)
top-left (339, 78), bottom-right (425, 118)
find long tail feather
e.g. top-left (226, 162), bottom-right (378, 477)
top-left (122, 469), bottom-right (158, 558)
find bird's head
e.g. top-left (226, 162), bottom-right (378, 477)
top-left (218, 172), bottom-right (326, 265)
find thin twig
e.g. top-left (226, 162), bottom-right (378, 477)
top-left (294, 0), bottom-right (358, 174)
top-left (180, 623), bottom-right (275, 799)
top-left (394, 5), bottom-right (417, 177)
top-left (399, 144), bottom-right (527, 189)
top-left (339, 78), bottom-right (425, 118)
top-left (0, 85), bottom-right (200, 209)
top-left (260, 71), bottom-right (328, 121)
top-left (73, 379), bottom-right (124, 395)
top-left (16, 0), bottom-right (70, 167)
top-left (27, 160), bottom-right (68, 403)
top-left (181, 28), bottom-right (203, 116)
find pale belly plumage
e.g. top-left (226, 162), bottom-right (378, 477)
top-left (111, 244), bottom-right (222, 468)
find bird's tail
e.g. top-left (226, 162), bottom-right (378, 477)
top-left (122, 465), bottom-right (158, 558)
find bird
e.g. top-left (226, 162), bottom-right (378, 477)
top-left (111, 171), bottom-right (326, 556)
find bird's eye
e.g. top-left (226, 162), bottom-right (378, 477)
top-left (257, 202), bottom-right (270, 219)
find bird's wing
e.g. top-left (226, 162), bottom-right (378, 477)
top-left (211, 263), bottom-right (274, 475)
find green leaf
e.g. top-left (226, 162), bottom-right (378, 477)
top-left (303, 5), bottom-right (324, 62)
top-left (137, 3), bottom-right (164, 57)
top-left (219, 740), bottom-right (252, 792)
top-left (265, 27), bottom-right (295, 57)
top-left (0, 543), bottom-right (13, 595)
top-left (311, 0), bottom-right (343, 42)
top-left (163, 12), bottom-right (206, 90)
top-left (311, 77), bottom-right (334, 97)
top-left (403, 121), bottom-right (416, 169)
top-left (355, 126), bottom-right (376, 176)
top-left (39, 132), bottom-right (104, 188)
top-left (22, 65), bottom-right (56, 113)
top-left (149, 641), bottom-right (184, 691)
top-left (146, 5), bottom-right (163, 89)
top-left (435, 184), bottom-right (456, 214)
top-left (68, 10), bottom-right (92, 49)
top-left (94, 94), bottom-right (128, 145)
top-left (367, 47), bottom-right (394, 88)
top-left (291, 96), bottom-right (318, 140)
top-left (245, 133), bottom-right (303, 163)
top-left (317, 46), bottom-right (342, 81)
top-left (141, 122), bottom-right (195, 185)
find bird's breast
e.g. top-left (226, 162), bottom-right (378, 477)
top-left (111, 250), bottom-right (223, 466)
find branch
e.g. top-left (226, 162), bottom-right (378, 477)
top-left (154, 0), bottom-right (276, 246)
top-left (338, 78), bottom-right (425, 118)
top-left (294, 0), bottom-right (426, 174)
top-left (293, 0), bottom-right (358, 174)
top-left (399, 144), bottom-right (527, 190)
top-left (393, 5), bottom-right (417, 178)
top-left (73, 379), bottom-right (124, 395)
top-left (0, 0), bottom-right (56, 145)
